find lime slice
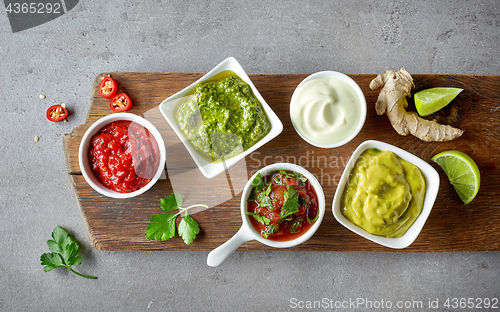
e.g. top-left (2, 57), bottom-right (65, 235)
top-left (414, 87), bottom-right (463, 116)
top-left (431, 150), bottom-right (480, 205)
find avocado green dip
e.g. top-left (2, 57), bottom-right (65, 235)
top-left (342, 148), bottom-right (426, 238)
top-left (176, 71), bottom-right (271, 162)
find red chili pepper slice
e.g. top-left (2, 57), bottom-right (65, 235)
top-left (110, 93), bottom-right (133, 112)
top-left (99, 76), bottom-right (118, 99)
top-left (46, 104), bottom-right (69, 122)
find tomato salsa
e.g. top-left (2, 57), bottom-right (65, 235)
top-left (89, 120), bottom-right (161, 193)
top-left (247, 170), bottom-right (319, 241)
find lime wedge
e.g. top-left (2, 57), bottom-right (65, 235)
top-left (414, 87), bottom-right (463, 116)
top-left (431, 150), bottom-right (480, 205)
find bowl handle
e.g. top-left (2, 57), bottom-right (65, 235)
top-left (207, 226), bottom-right (254, 267)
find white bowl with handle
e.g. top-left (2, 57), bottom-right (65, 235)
top-left (207, 163), bottom-right (325, 267)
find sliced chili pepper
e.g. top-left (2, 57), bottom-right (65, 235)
top-left (46, 104), bottom-right (69, 122)
top-left (110, 93), bottom-right (133, 112)
top-left (98, 76), bottom-right (118, 99)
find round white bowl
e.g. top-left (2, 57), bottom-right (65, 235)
top-left (207, 163), bottom-right (326, 267)
top-left (290, 71), bottom-right (367, 148)
top-left (79, 113), bottom-right (166, 198)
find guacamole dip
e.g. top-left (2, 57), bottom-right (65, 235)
top-left (342, 148), bottom-right (426, 238)
top-left (176, 71), bottom-right (271, 162)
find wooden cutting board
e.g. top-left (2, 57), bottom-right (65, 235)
top-left (63, 72), bottom-right (500, 251)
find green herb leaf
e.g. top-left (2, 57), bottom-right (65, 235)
top-left (256, 192), bottom-right (273, 209)
top-left (178, 215), bottom-right (200, 245)
top-left (289, 218), bottom-right (304, 233)
top-left (262, 223), bottom-right (279, 239)
top-left (251, 172), bottom-right (265, 194)
top-left (283, 186), bottom-right (297, 202)
top-left (40, 226), bottom-right (97, 279)
top-left (146, 213), bottom-right (177, 241)
top-left (161, 193), bottom-right (183, 212)
top-left (273, 173), bottom-right (284, 185)
top-left (47, 226), bottom-right (75, 254)
top-left (46, 227), bottom-right (83, 267)
top-left (245, 211), bottom-right (271, 225)
top-left (64, 242), bottom-right (83, 267)
top-left (306, 206), bottom-right (319, 224)
top-left (281, 188), bottom-right (300, 220)
top-left (40, 252), bottom-right (64, 272)
top-left (263, 184), bottom-right (272, 196)
top-left (287, 171), bottom-right (307, 183)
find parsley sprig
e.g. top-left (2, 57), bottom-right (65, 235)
top-left (146, 193), bottom-right (208, 244)
top-left (40, 226), bottom-right (97, 279)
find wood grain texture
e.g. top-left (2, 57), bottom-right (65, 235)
top-left (64, 72), bottom-right (500, 251)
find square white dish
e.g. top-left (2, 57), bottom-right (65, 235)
top-left (332, 140), bottom-right (440, 249)
top-left (159, 57), bottom-right (283, 179)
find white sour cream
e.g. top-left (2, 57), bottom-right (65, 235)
top-left (290, 77), bottom-right (362, 147)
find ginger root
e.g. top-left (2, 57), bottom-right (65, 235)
top-left (370, 68), bottom-right (464, 142)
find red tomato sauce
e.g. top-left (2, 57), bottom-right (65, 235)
top-left (247, 171), bottom-right (319, 241)
top-left (89, 120), bottom-right (161, 193)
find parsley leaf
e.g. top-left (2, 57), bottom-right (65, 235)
top-left (178, 215), bottom-right (200, 244)
top-left (146, 193), bottom-right (208, 244)
top-left (273, 173), bottom-right (284, 185)
top-left (280, 187), bottom-right (300, 220)
top-left (256, 192), bottom-right (273, 209)
top-left (146, 213), bottom-right (177, 241)
top-left (40, 226), bottom-right (97, 279)
top-left (251, 172), bottom-right (266, 194)
top-left (46, 226), bottom-right (82, 266)
top-left (160, 193), bottom-right (183, 212)
top-left (262, 223), bottom-right (279, 239)
top-left (287, 171), bottom-right (307, 183)
top-left (245, 211), bottom-right (271, 225)
top-left (306, 206), bottom-right (320, 223)
top-left (40, 252), bottom-right (64, 271)
top-left (289, 218), bottom-right (304, 233)
top-left (283, 186), bottom-right (297, 202)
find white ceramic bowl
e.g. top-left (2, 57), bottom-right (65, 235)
top-left (159, 57), bottom-right (283, 179)
top-left (290, 71), bottom-right (366, 148)
top-left (332, 140), bottom-right (439, 249)
top-left (79, 113), bottom-right (166, 198)
top-left (207, 163), bottom-right (326, 267)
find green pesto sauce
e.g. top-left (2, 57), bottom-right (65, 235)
top-left (176, 71), bottom-right (271, 162)
top-left (342, 148), bottom-right (426, 238)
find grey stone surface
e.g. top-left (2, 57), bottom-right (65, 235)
top-left (0, 1), bottom-right (499, 311)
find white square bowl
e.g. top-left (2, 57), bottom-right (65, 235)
top-left (159, 57), bottom-right (283, 179)
top-left (332, 140), bottom-right (440, 249)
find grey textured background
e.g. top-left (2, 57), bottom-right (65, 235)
top-left (0, 1), bottom-right (499, 311)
